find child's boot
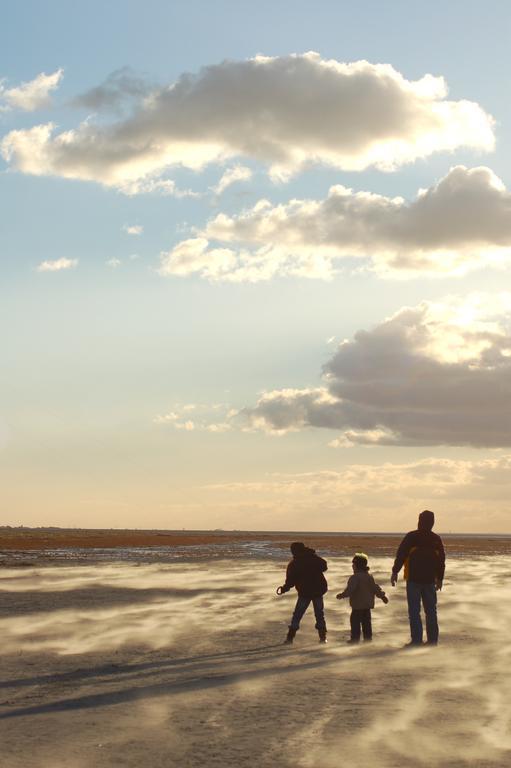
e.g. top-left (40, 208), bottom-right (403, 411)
top-left (284, 626), bottom-right (297, 644)
top-left (318, 628), bottom-right (327, 643)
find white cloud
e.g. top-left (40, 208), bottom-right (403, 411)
top-left (175, 420), bottom-right (195, 431)
top-left (123, 224), bottom-right (143, 235)
top-left (0, 54), bottom-right (493, 188)
top-left (118, 176), bottom-right (199, 197)
top-left (36, 257), bottom-right (78, 272)
top-left (243, 293), bottom-right (511, 447)
top-left (154, 412), bottom-right (179, 424)
top-left (206, 422), bottom-right (232, 433)
top-left (106, 257), bottom-right (122, 268)
top-left (154, 403), bottom-right (233, 433)
top-left (0, 69), bottom-right (63, 111)
top-left (159, 237), bottom-right (238, 280)
top-left (161, 167), bottom-right (511, 281)
top-left (211, 165), bottom-right (253, 196)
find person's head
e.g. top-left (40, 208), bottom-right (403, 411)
top-left (352, 552), bottom-right (369, 572)
top-left (418, 510), bottom-right (435, 531)
top-left (290, 541), bottom-right (306, 557)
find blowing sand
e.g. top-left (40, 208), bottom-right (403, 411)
top-left (1, 551), bottom-right (510, 767)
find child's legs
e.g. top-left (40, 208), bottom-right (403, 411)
top-left (290, 595), bottom-right (311, 630)
top-left (350, 609), bottom-right (362, 640)
top-left (421, 584), bottom-right (438, 643)
top-left (311, 595), bottom-right (326, 631)
top-left (406, 581), bottom-right (423, 643)
top-left (361, 609), bottom-right (372, 639)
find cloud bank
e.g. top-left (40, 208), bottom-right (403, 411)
top-left (160, 166), bottom-right (511, 280)
top-left (208, 454), bottom-right (511, 531)
top-left (1, 54), bottom-right (493, 189)
top-left (0, 70), bottom-right (63, 112)
top-left (243, 293), bottom-right (511, 447)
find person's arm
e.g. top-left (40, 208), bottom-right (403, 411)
top-left (373, 579), bottom-right (389, 604)
top-left (318, 556), bottom-right (328, 573)
top-left (279, 561), bottom-right (296, 594)
top-left (391, 533), bottom-right (413, 585)
top-left (336, 575), bottom-right (356, 599)
top-left (436, 535), bottom-right (446, 589)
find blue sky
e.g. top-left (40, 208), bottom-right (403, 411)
top-left (3, 1), bottom-right (511, 531)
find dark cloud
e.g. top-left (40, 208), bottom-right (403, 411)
top-left (1, 54), bottom-right (494, 188)
top-left (72, 67), bottom-right (153, 113)
top-left (244, 296), bottom-right (511, 447)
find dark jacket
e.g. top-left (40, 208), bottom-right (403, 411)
top-left (392, 529), bottom-right (445, 584)
top-left (282, 547), bottom-right (328, 597)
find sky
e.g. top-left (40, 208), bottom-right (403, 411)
top-left (3, 0), bottom-right (511, 532)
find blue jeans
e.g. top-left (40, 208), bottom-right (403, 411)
top-left (406, 581), bottom-right (438, 644)
top-left (290, 595), bottom-right (326, 631)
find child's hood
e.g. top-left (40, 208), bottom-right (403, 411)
top-left (294, 546), bottom-right (317, 558)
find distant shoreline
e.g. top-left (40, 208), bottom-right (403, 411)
top-left (1, 527), bottom-right (511, 557)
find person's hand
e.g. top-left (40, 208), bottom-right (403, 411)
top-left (336, 592), bottom-right (345, 600)
top-left (276, 586), bottom-right (285, 595)
top-left (382, 595), bottom-right (389, 604)
top-left (435, 579), bottom-right (443, 592)
top-left (391, 572), bottom-right (398, 587)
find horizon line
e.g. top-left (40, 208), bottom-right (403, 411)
top-left (2, 526), bottom-right (511, 537)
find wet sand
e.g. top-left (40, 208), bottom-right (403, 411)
top-left (1, 551), bottom-right (511, 767)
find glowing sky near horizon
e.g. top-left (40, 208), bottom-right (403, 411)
top-left (3, 0), bottom-right (511, 531)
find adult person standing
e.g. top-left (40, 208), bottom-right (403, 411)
top-left (390, 510), bottom-right (445, 646)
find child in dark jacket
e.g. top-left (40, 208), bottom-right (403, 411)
top-left (277, 542), bottom-right (328, 644)
top-left (337, 553), bottom-right (388, 643)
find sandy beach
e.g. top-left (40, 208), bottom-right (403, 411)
top-left (1, 533), bottom-right (511, 767)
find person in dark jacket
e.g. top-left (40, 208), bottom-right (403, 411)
top-left (277, 542), bottom-right (328, 644)
top-left (391, 510), bottom-right (445, 646)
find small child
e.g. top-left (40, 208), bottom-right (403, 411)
top-left (336, 553), bottom-right (388, 643)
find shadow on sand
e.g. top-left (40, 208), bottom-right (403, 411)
top-left (0, 584), bottom-right (246, 617)
top-left (0, 643), bottom-right (400, 720)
